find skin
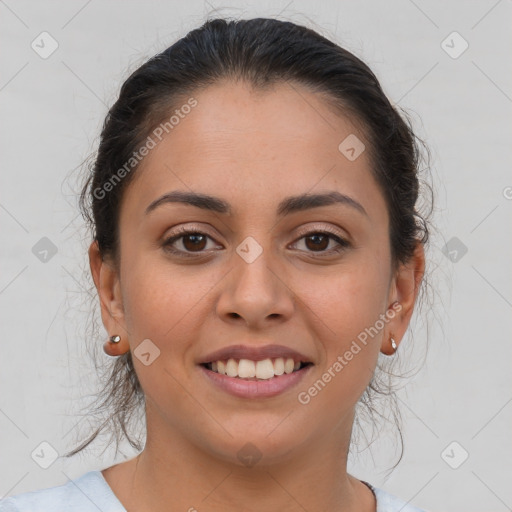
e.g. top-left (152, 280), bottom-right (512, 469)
top-left (89, 79), bottom-right (425, 512)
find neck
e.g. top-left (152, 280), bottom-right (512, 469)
top-left (103, 405), bottom-right (375, 512)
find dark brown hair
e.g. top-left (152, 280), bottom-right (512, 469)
top-left (67, 17), bottom-right (434, 470)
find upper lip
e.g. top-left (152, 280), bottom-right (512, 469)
top-left (198, 344), bottom-right (313, 364)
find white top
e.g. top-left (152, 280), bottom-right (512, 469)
top-left (0, 471), bottom-right (429, 512)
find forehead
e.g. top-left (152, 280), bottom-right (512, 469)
top-left (121, 80), bottom-right (386, 222)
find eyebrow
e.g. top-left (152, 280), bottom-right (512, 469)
top-left (145, 190), bottom-right (368, 218)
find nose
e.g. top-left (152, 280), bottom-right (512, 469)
top-left (216, 247), bottom-right (295, 329)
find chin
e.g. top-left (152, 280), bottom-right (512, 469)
top-left (197, 418), bottom-right (310, 469)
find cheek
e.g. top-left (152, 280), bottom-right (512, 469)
top-left (295, 274), bottom-right (386, 422)
top-left (294, 255), bottom-right (389, 400)
top-left (300, 257), bottom-right (389, 343)
top-left (119, 250), bottom-right (220, 354)
top-left (118, 257), bottom-right (206, 410)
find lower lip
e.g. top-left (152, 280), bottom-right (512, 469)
top-left (199, 364), bottom-right (312, 399)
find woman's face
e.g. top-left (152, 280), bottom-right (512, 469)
top-left (95, 80), bottom-right (421, 466)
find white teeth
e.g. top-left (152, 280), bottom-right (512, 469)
top-left (284, 357), bottom-right (295, 374)
top-left (226, 358), bottom-right (238, 377)
top-left (273, 357), bottom-right (285, 375)
top-left (208, 356), bottom-right (306, 379)
top-left (255, 359), bottom-right (275, 379)
top-left (238, 359), bottom-right (256, 378)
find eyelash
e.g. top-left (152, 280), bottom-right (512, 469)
top-left (162, 226), bottom-right (350, 258)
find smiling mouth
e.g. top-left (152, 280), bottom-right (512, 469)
top-left (201, 357), bottom-right (313, 381)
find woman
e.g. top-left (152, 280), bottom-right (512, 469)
top-left (1, 17), bottom-right (432, 512)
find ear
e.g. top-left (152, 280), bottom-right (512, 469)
top-left (88, 241), bottom-right (130, 356)
top-left (381, 242), bottom-right (425, 355)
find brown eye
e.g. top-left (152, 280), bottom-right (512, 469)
top-left (162, 229), bottom-right (220, 257)
top-left (304, 233), bottom-right (330, 252)
top-left (292, 230), bottom-right (350, 256)
top-left (182, 233), bottom-right (207, 252)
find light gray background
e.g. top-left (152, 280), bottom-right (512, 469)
top-left (1, 1), bottom-right (511, 511)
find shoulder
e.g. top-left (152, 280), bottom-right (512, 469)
top-left (0, 471), bottom-right (125, 512)
top-left (366, 482), bottom-right (430, 512)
